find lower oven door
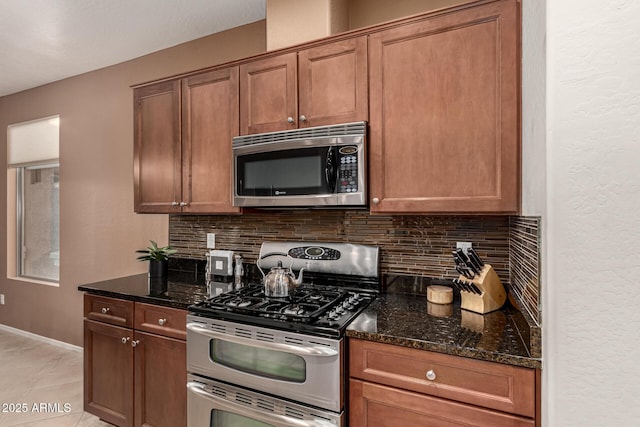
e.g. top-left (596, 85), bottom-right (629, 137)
top-left (187, 375), bottom-right (343, 427)
top-left (187, 316), bottom-right (342, 412)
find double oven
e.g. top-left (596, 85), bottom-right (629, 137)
top-left (186, 241), bottom-right (379, 426)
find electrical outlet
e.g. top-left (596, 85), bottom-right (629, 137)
top-left (456, 241), bottom-right (472, 252)
top-left (206, 233), bottom-right (216, 249)
top-left (0, 294), bottom-right (5, 305)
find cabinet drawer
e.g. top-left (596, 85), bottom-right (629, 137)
top-left (349, 339), bottom-right (535, 418)
top-left (134, 302), bottom-right (186, 340)
top-left (84, 294), bottom-right (133, 328)
top-left (350, 379), bottom-right (534, 427)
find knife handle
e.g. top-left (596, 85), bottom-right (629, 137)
top-left (467, 248), bottom-right (485, 268)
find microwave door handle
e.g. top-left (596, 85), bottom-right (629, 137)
top-left (187, 382), bottom-right (335, 427)
top-left (186, 322), bottom-right (338, 357)
top-left (325, 147), bottom-right (337, 193)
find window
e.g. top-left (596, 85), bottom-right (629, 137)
top-left (7, 116), bottom-right (60, 284)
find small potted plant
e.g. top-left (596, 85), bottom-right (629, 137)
top-left (136, 240), bottom-right (177, 280)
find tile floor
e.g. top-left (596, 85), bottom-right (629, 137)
top-left (0, 327), bottom-right (112, 427)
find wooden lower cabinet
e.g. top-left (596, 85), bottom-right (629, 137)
top-left (349, 338), bottom-right (537, 426)
top-left (134, 331), bottom-right (186, 427)
top-left (84, 320), bottom-right (134, 426)
top-left (350, 379), bottom-right (533, 426)
top-left (83, 295), bottom-right (186, 427)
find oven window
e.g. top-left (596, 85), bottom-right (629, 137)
top-left (211, 410), bottom-right (274, 427)
top-left (211, 340), bottom-right (306, 382)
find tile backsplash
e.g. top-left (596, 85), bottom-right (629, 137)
top-left (169, 211), bottom-right (541, 325)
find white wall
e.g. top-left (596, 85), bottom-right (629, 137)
top-left (544, 0), bottom-right (640, 425)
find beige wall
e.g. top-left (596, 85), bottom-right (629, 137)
top-left (0, 21), bottom-right (266, 346)
top-left (348, 0), bottom-right (468, 29)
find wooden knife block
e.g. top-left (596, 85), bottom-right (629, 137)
top-left (459, 264), bottom-right (506, 314)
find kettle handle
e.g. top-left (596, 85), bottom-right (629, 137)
top-left (256, 252), bottom-right (291, 279)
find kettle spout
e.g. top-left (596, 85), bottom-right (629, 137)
top-left (294, 268), bottom-right (305, 286)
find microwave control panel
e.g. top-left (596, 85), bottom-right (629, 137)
top-left (337, 146), bottom-right (359, 194)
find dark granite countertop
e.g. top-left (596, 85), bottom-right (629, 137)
top-left (77, 270), bottom-right (209, 310)
top-left (78, 267), bottom-right (541, 369)
top-left (346, 275), bottom-right (542, 369)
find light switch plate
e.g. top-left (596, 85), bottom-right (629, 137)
top-left (0, 294), bottom-right (5, 305)
top-left (207, 233), bottom-right (216, 249)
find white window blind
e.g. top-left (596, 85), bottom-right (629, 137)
top-left (7, 115), bottom-right (59, 167)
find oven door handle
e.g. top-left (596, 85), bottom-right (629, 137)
top-left (187, 381), bottom-right (336, 427)
top-left (186, 322), bottom-right (338, 357)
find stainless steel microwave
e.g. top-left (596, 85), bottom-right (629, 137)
top-left (232, 122), bottom-right (367, 208)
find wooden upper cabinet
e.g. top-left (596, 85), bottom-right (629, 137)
top-left (240, 36), bottom-right (368, 134)
top-left (298, 36), bottom-right (368, 128)
top-left (240, 53), bottom-right (298, 134)
top-left (133, 80), bottom-right (182, 213)
top-left (368, 0), bottom-right (520, 213)
top-left (181, 68), bottom-right (240, 213)
top-left (133, 67), bottom-right (240, 214)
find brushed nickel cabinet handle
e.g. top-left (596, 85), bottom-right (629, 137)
top-left (158, 318), bottom-right (167, 326)
top-left (101, 307), bottom-right (110, 314)
top-left (299, 115), bottom-right (307, 122)
top-left (287, 117), bottom-right (294, 124)
top-left (131, 340), bottom-right (140, 348)
top-left (426, 370), bottom-right (436, 381)
top-left (372, 197), bottom-right (380, 204)
top-left (121, 337), bottom-right (130, 344)
top-left (171, 201), bottom-right (179, 206)
top-left (179, 202), bottom-right (187, 207)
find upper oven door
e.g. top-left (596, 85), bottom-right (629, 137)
top-left (187, 316), bottom-right (343, 412)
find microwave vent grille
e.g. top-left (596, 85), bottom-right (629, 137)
top-left (233, 121), bottom-right (366, 147)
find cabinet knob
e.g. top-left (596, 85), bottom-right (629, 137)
top-left (171, 201), bottom-right (179, 206)
top-left (426, 370), bottom-right (436, 381)
top-left (158, 318), bottom-right (167, 326)
top-left (287, 117), bottom-right (294, 124)
top-left (372, 197), bottom-right (380, 204)
top-left (299, 115), bottom-right (307, 122)
top-left (101, 307), bottom-right (110, 314)
top-left (131, 340), bottom-right (140, 348)
top-left (179, 202), bottom-right (187, 207)
top-left (121, 337), bottom-right (130, 344)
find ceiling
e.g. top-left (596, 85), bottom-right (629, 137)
top-left (0, 0), bottom-right (266, 97)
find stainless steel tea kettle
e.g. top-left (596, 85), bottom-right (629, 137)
top-left (257, 252), bottom-right (304, 298)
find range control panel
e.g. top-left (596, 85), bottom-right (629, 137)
top-left (337, 145), bottom-right (359, 194)
top-left (288, 246), bottom-right (342, 261)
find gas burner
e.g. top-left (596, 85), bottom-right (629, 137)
top-left (227, 299), bottom-right (252, 308)
top-left (282, 305), bottom-right (305, 315)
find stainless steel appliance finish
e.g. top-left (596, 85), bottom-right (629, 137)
top-left (187, 317), bottom-right (343, 412)
top-left (187, 374), bottom-right (343, 427)
top-left (257, 241), bottom-right (379, 278)
top-left (233, 122), bottom-right (367, 208)
top-left (187, 241), bottom-right (379, 426)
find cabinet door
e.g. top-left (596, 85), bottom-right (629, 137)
top-left (182, 68), bottom-right (241, 213)
top-left (134, 80), bottom-right (182, 213)
top-left (84, 320), bottom-right (133, 427)
top-left (350, 379), bottom-right (534, 427)
top-left (134, 331), bottom-right (187, 427)
top-left (298, 36), bottom-right (368, 127)
top-left (240, 53), bottom-right (298, 134)
top-left (369, 0), bottom-right (520, 213)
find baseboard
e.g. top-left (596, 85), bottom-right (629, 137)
top-left (0, 323), bottom-right (82, 352)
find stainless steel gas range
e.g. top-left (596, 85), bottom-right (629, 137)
top-left (186, 241), bottom-right (379, 427)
